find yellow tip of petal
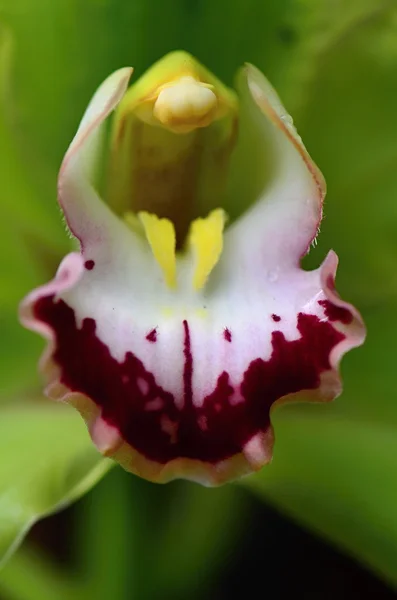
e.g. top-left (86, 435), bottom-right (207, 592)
top-left (138, 212), bottom-right (177, 289)
top-left (189, 208), bottom-right (226, 290)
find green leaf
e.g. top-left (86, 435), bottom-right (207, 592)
top-left (0, 403), bottom-right (112, 569)
top-left (0, 545), bottom-right (86, 600)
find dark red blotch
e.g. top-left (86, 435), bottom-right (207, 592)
top-left (84, 260), bottom-right (95, 271)
top-left (224, 328), bottom-right (232, 342)
top-left (34, 297), bottom-right (345, 464)
top-left (146, 328), bottom-right (157, 343)
top-left (318, 300), bottom-right (353, 325)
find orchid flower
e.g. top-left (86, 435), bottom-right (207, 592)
top-left (20, 52), bottom-right (365, 486)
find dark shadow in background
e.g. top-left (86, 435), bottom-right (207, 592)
top-left (215, 493), bottom-right (397, 600)
top-left (30, 479), bottom-right (396, 600)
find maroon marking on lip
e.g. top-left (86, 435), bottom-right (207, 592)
top-left (146, 328), bottom-right (157, 343)
top-left (271, 314), bottom-right (281, 322)
top-left (224, 328), bottom-right (232, 342)
top-left (33, 297), bottom-right (345, 465)
top-left (182, 320), bottom-right (193, 407)
top-left (84, 260), bottom-right (95, 271)
top-left (318, 300), bottom-right (353, 325)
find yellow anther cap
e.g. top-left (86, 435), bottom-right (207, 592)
top-left (153, 77), bottom-right (218, 133)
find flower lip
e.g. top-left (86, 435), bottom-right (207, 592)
top-left (31, 286), bottom-right (347, 468)
top-left (20, 58), bottom-right (366, 486)
top-left (21, 252), bottom-right (364, 486)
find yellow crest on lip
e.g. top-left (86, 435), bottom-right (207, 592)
top-left (189, 209), bottom-right (226, 290)
top-left (127, 208), bottom-right (226, 292)
top-left (138, 211), bottom-right (177, 289)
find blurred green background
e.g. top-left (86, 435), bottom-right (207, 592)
top-left (0, 0), bottom-right (397, 597)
